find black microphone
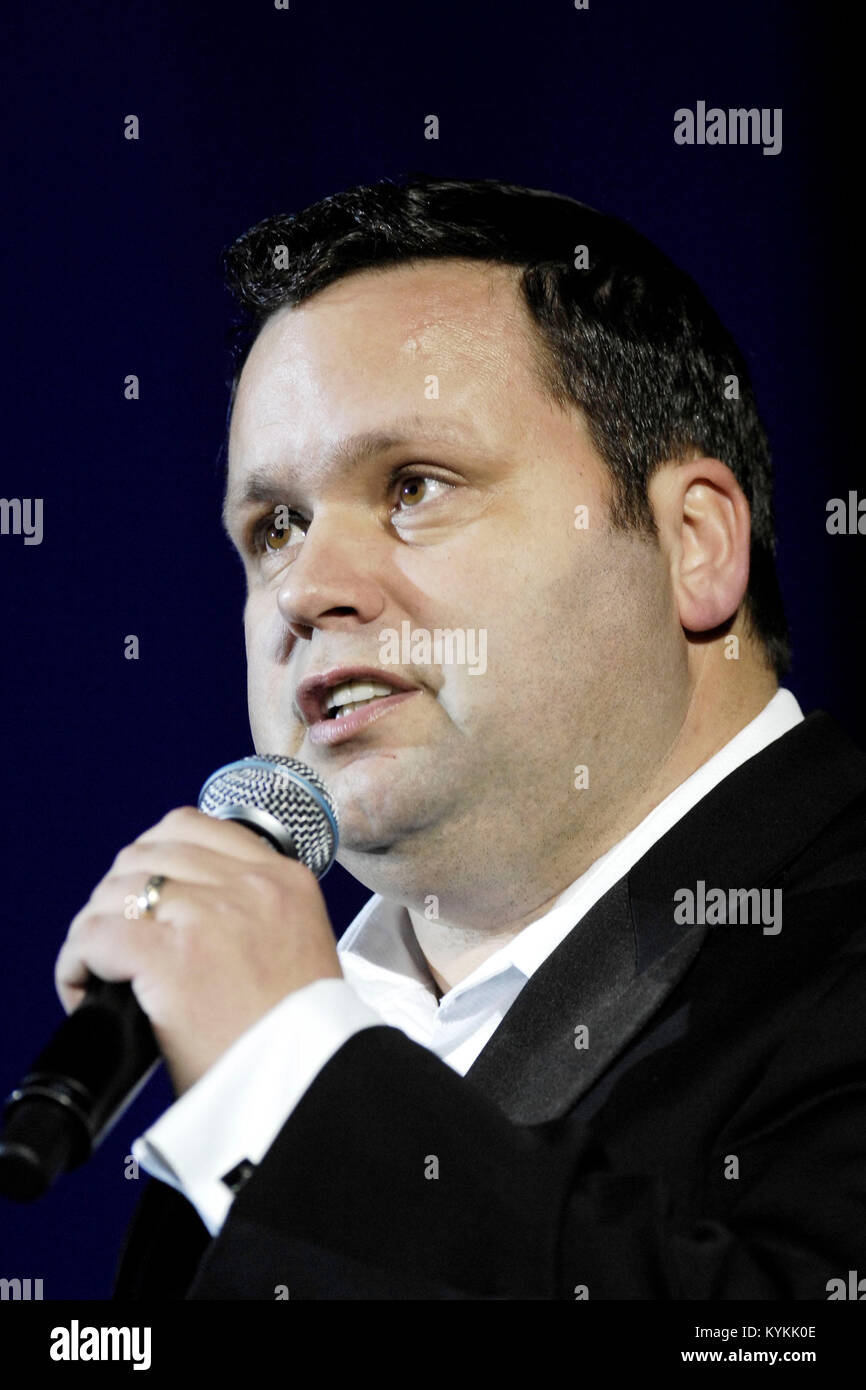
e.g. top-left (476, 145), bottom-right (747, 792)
top-left (0, 755), bottom-right (338, 1202)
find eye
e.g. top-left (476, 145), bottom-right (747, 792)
top-left (391, 474), bottom-right (453, 513)
top-left (254, 507), bottom-right (307, 554)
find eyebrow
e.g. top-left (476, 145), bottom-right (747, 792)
top-left (222, 412), bottom-right (482, 532)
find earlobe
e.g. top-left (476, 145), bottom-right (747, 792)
top-left (650, 458), bottom-right (751, 636)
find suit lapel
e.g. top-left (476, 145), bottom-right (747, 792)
top-left (465, 875), bottom-right (707, 1123)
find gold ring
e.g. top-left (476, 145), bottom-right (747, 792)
top-left (136, 874), bottom-right (166, 918)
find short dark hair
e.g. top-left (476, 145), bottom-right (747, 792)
top-left (223, 175), bottom-right (790, 677)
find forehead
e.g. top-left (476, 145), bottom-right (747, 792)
top-left (226, 259), bottom-right (548, 472)
top-left (239, 256), bottom-right (531, 377)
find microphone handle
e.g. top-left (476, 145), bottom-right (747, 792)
top-left (0, 978), bottom-right (160, 1201)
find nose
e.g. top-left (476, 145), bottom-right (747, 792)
top-left (276, 506), bottom-right (387, 642)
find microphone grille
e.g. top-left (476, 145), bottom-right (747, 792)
top-left (197, 755), bottom-right (339, 878)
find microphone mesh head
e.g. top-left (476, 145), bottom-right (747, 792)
top-left (197, 755), bottom-right (339, 878)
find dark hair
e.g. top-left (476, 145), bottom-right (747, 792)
top-left (223, 175), bottom-right (790, 677)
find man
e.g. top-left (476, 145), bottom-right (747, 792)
top-left (57, 177), bottom-right (866, 1299)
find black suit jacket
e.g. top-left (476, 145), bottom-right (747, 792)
top-left (113, 710), bottom-right (866, 1299)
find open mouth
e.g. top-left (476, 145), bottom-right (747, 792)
top-left (324, 680), bottom-right (401, 720)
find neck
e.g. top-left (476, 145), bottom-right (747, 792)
top-left (411, 660), bottom-right (779, 994)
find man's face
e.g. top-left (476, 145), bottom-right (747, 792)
top-left (224, 259), bottom-right (688, 915)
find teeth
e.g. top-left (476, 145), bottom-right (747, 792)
top-left (325, 680), bottom-right (395, 716)
top-left (333, 696), bottom-right (383, 719)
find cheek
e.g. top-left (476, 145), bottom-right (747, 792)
top-left (243, 591), bottom-right (283, 662)
top-left (243, 609), bottom-right (263, 687)
top-left (243, 601), bottom-right (281, 717)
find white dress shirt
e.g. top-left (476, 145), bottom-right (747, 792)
top-left (132, 688), bottom-right (804, 1237)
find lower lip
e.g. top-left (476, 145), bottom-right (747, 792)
top-left (308, 690), bottom-right (420, 746)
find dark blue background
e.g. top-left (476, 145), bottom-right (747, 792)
top-left (1, 0), bottom-right (858, 1298)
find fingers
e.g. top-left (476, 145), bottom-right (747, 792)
top-left (56, 879), bottom-right (232, 1012)
top-left (53, 804), bottom-right (319, 1029)
top-left (50, 803), bottom-right (340, 1091)
top-left (107, 841), bottom-right (255, 892)
top-left (91, 806), bottom-right (279, 910)
top-left (54, 911), bottom-right (169, 1013)
top-left (130, 807), bottom-right (272, 863)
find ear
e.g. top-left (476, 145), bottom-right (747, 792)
top-left (647, 458), bottom-right (751, 634)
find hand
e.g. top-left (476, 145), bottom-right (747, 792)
top-left (55, 808), bottom-right (342, 1095)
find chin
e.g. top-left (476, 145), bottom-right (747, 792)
top-left (310, 742), bottom-right (455, 858)
top-left (332, 778), bottom-right (438, 862)
top-left (330, 799), bottom-right (408, 856)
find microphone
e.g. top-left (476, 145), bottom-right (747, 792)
top-left (0, 755), bottom-right (338, 1202)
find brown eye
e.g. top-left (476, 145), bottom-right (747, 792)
top-left (392, 475), bottom-right (453, 519)
top-left (260, 508), bottom-right (306, 552)
top-left (265, 522), bottom-right (291, 550)
top-left (398, 478), bottom-right (427, 507)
